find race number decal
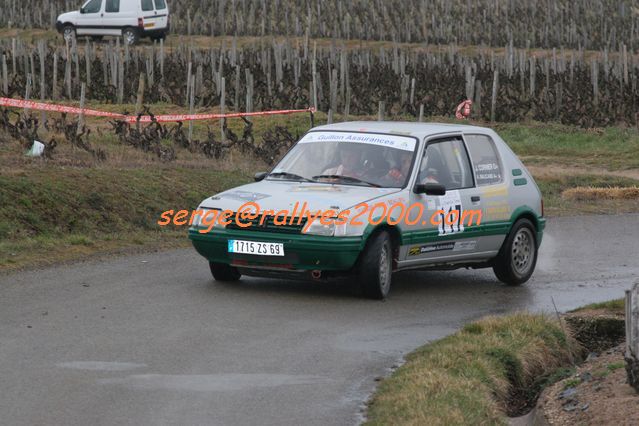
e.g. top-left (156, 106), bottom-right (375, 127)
top-left (437, 190), bottom-right (464, 236)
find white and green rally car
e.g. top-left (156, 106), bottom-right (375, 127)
top-left (189, 122), bottom-right (545, 299)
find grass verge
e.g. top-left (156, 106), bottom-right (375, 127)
top-left (569, 299), bottom-right (624, 314)
top-left (0, 167), bottom-right (250, 271)
top-left (562, 186), bottom-right (639, 200)
top-left (535, 174), bottom-right (639, 216)
top-left (365, 313), bottom-right (578, 425)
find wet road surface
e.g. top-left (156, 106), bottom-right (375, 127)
top-left (1, 215), bottom-right (638, 425)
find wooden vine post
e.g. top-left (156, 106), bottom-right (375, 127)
top-left (135, 72), bottom-right (146, 132)
top-left (625, 282), bottom-right (639, 392)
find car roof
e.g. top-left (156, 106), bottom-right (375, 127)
top-left (310, 121), bottom-right (491, 140)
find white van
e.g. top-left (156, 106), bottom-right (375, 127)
top-left (55, 0), bottom-right (170, 45)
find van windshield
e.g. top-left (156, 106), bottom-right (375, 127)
top-left (269, 132), bottom-right (417, 188)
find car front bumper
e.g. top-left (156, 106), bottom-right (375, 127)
top-left (189, 228), bottom-right (364, 272)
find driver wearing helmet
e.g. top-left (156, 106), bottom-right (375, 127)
top-left (322, 143), bottom-right (365, 178)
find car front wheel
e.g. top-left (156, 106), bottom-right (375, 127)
top-left (209, 262), bottom-right (241, 282)
top-left (357, 231), bottom-right (393, 299)
top-left (492, 218), bottom-right (538, 286)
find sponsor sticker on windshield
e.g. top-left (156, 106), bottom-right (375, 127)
top-left (298, 131), bottom-right (416, 151)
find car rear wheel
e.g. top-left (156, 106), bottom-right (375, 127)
top-left (209, 262), bottom-right (241, 282)
top-left (492, 218), bottom-right (538, 286)
top-left (357, 231), bottom-right (393, 299)
top-left (62, 25), bottom-right (76, 43)
top-left (122, 28), bottom-right (139, 45)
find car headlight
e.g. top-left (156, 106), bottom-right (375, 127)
top-left (302, 218), bottom-right (335, 236)
top-left (192, 208), bottom-right (226, 229)
top-left (191, 211), bottom-right (203, 227)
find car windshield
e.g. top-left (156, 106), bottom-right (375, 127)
top-left (269, 131), bottom-right (417, 188)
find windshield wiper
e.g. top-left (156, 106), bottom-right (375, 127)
top-left (267, 172), bottom-right (313, 182)
top-left (312, 174), bottom-right (381, 188)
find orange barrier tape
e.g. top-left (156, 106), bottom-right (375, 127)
top-left (0, 97), bottom-right (315, 123)
top-left (131, 107), bottom-right (316, 123)
top-left (0, 97), bottom-right (125, 118)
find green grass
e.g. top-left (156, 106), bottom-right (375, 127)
top-left (493, 122), bottom-right (639, 170)
top-left (0, 167), bottom-right (250, 271)
top-left (563, 378), bottom-right (582, 389)
top-left (569, 299), bottom-right (625, 314)
top-left (607, 361), bottom-right (625, 371)
top-left (365, 313), bottom-right (576, 425)
top-left (535, 174), bottom-right (639, 216)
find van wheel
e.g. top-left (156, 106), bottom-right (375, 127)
top-left (151, 33), bottom-right (167, 41)
top-left (122, 28), bottom-right (139, 45)
top-left (62, 25), bottom-right (76, 43)
top-left (209, 262), bottom-right (241, 282)
top-left (357, 231), bottom-right (393, 300)
top-left (492, 218), bottom-right (538, 286)
top-left (91, 36), bottom-right (103, 42)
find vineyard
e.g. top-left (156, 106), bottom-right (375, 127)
top-left (1, 0), bottom-right (639, 166)
top-left (1, 0), bottom-right (639, 50)
top-left (1, 36), bottom-right (639, 128)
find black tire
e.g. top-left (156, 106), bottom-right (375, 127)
top-left (209, 262), bottom-right (241, 282)
top-left (122, 27), bottom-right (139, 45)
top-left (356, 231), bottom-right (393, 300)
top-left (62, 25), bottom-right (76, 43)
top-left (90, 36), bottom-right (103, 42)
top-left (492, 218), bottom-right (538, 286)
top-left (151, 33), bottom-right (167, 41)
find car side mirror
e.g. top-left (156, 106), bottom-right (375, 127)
top-left (254, 172), bottom-right (268, 182)
top-left (413, 183), bottom-right (446, 196)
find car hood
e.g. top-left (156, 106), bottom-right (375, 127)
top-left (57, 11), bottom-right (79, 22)
top-left (199, 180), bottom-right (401, 213)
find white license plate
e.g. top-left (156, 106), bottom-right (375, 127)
top-left (228, 240), bottom-right (284, 256)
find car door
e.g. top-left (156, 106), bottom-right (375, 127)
top-left (139, 0), bottom-right (166, 32)
top-left (101, 0), bottom-right (126, 36)
top-left (149, 0), bottom-right (169, 31)
top-left (398, 135), bottom-right (483, 268)
top-left (76, 0), bottom-right (105, 36)
top-left (463, 133), bottom-right (511, 254)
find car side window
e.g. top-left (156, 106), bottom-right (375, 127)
top-left (105, 0), bottom-right (119, 13)
top-left (464, 134), bottom-right (503, 186)
top-left (141, 0), bottom-right (154, 11)
top-left (83, 0), bottom-right (102, 14)
top-left (154, 0), bottom-right (167, 9)
top-left (418, 138), bottom-right (473, 190)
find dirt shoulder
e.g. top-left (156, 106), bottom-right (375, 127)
top-left (537, 343), bottom-right (638, 425)
top-left (526, 163), bottom-right (639, 181)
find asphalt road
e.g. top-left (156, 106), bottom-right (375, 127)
top-left (1, 215), bottom-right (638, 426)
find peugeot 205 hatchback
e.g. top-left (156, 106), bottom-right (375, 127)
top-left (189, 122), bottom-right (545, 299)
